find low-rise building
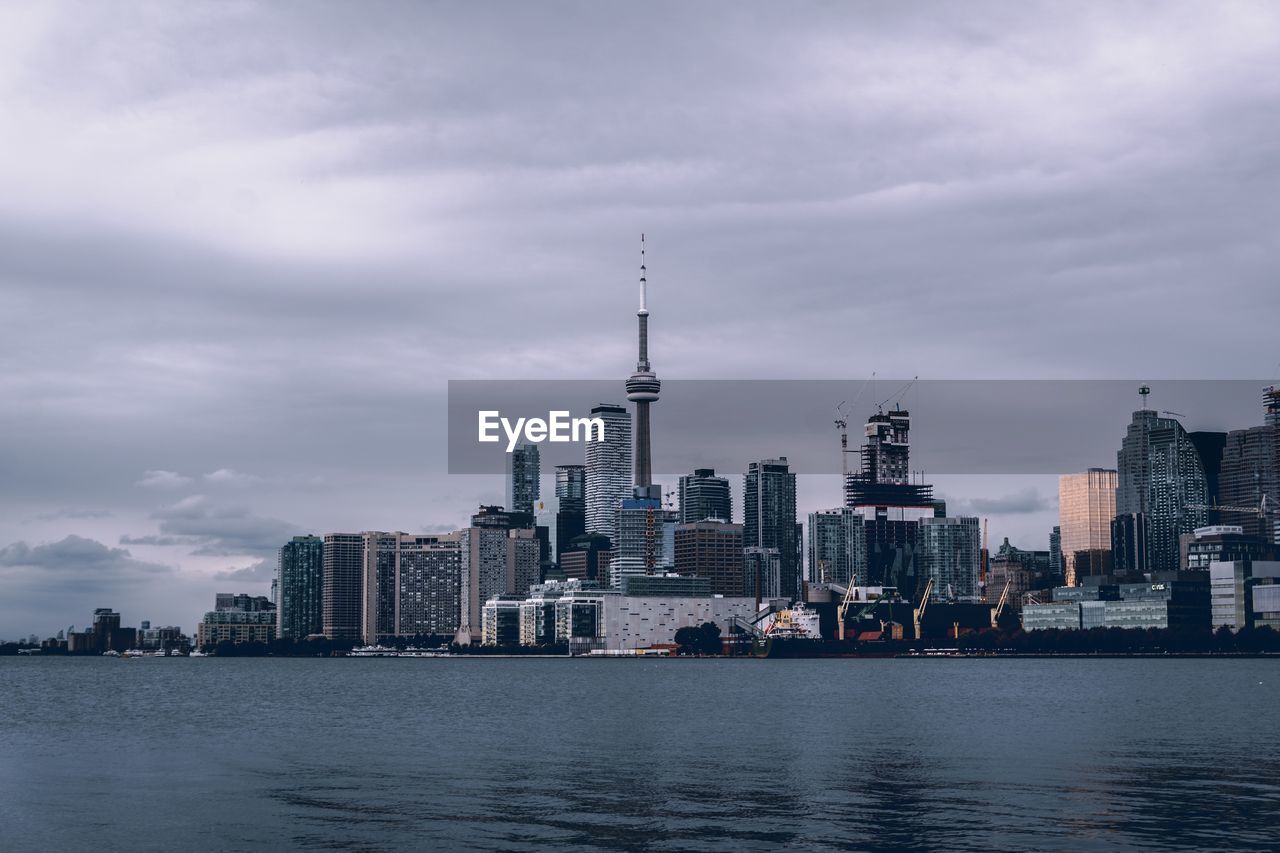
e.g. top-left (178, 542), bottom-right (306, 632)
top-left (197, 593), bottom-right (277, 649)
top-left (1023, 575), bottom-right (1210, 632)
top-left (1210, 559), bottom-right (1280, 631)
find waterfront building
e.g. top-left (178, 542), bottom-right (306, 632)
top-left (197, 593), bottom-right (277, 649)
top-left (743, 546), bottom-right (783, 599)
top-left (506, 441), bottom-right (541, 515)
top-left (458, 520), bottom-right (540, 644)
top-left (1059, 469), bottom-right (1117, 586)
top-left (678, 468), bottom-right (732, 524)
top-left (807, 507), bottom-right (867, 587)
top-left (610, 497), bottom-right (677, 589)
top-left (481, 594), bottom-right (523, 645)
top-left (278, 535), bottom-right (324, 639)
top-left (393, 533), bottom-right (463, 638)
top-left (1022, 575), bottom-right (1209, 632)
top-left (1210, 559), bottom-right (1280, 631)
top-left (322, 533), bottom-right (364, 640)
top-left (362, 531), bottom-right (398, 642)
top-left (918, 516), bottom-right (981, 602)
top-left (497, 579), bottom-right (757, 653)
top-left (744, 457), bottom-right (801, 600)
top-left (1116, 407), bottom-right (1213, 573)
top-left (584, 402), bottom-right (632, 541)
top-left (674, 520), bottom-right (744, 596)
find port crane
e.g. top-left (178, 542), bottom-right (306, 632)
top-left (990, 579), bottom-right (1011, 629)
top-left (913, 576), bottom-right (934, 641)
top-left (836, 584), bottom-right (892, 641)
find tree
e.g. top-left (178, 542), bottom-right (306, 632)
top-left (674, 625), bottom-right (701, 655)
top-left (697, 621), bottom-right (723, 655)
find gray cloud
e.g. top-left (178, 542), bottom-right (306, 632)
top-left (945, 488), bottom-right (1055, 517)
top-left (214, 560), bottom-right (273, 582)
top-left (148, 496), bottom-right (300, 558)
top-left (135, 470), bottom-right (194, 489)
top-left (0, 535), bottom-right (171, 577)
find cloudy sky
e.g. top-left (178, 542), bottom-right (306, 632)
top-left (3, 1), bottom-right (1278, 638)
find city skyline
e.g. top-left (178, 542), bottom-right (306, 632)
top-left (5, 2), bottom-right (1280, 637)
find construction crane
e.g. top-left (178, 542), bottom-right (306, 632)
top-left (990, 579), bottom-right (1011, 629)
top-left (875, 375), bottom-right (919, 412)
top-left (1186, 498), bottom-right (1267, 516)
top-left (913, 576), bottom-right (934, 641)
top-left (834, 374), bottom-right (876, 482)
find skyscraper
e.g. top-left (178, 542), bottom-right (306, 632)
top-left (1049, 525), bottom-right (1063, 581)
top-left (610, 497), bottom-right (677, 589)
top-left (457, 511), bottom-right (540, 644)
top-left (1116, 407), bottom-right (1211, 573)
top-left (322, 533), bottom-right (364, 640)
top-left (844, 408), bottom-right (935, 595)
top-left (362, 531), bottom-right (397, 643)
top-left (674, 520), bottom-right (744, 596)
top-left (360, 531), bottom-right (463, 642)
top-left (918, 516), bottom-right (981, 601)
top-left (1218, 387), bottom-right (1280, 544)
top-left (744, 457), bottom-right (801, 600)
top-left (808, 507), bottom-right (867, 586)
top-left (585, 402), bottom-right (632, 541)
top-left (506, 442), bottom-right (540, 515)
top-left (552, 464), bottom-right (587, 564)
top-left (1058, 469), bottom-right (1117, 586)
top-left (678, 468), bottom-right (732, 523)
top-left (625, 235), bottom-right (661, 499)
top-left (278, 534), bottom-right (324, 640)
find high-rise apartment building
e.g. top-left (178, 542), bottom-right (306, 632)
top-left (585, 402), bottom-right (632, 541)
top-left (1049, 525), bottom-right (1063, 581)
top-left (1059, 469), bottom-right (1117, 586)
top-left (322, 533), bottom-right (364, 640)
top-left (743, 547), bottom-right (783, 600)
top-left (457, 520), bottom-right (540, 644)
top-left (919, 516), bottom-right (981, 601)
top-left (278, 534), bottom-right (324, 639)
top-left (678, 468), bottom-right (732, 523)
top-left (360, 532), bottom-right (464, 642)
top-left (506, 442), bottom-right (540, 515)
top-left (1218, 388), bottom-right (1280, 544)
top-left (1116, 408), bottom-right (1213, 573)
top-left (674, 520), bottom-right (744, 596)
top-left (808, 507), bottom-right (867, 586)
top-left (744, 457), bottom-right (801, 600)
top-left (548, 464), bottom-right (587, 565)
top-left (610, 497), bottom-right (677, 589)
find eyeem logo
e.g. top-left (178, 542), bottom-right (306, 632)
top-left (478, 410), bottom-right (606, 452)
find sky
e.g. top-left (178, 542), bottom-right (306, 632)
top-left (2, 1), bottom-right (1279, 638)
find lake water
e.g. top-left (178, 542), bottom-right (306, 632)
top-left (1, 657), bottom-right (1276, 851)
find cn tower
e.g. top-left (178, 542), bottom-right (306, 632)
top-left (625, 234), bottom-right (661, 499)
